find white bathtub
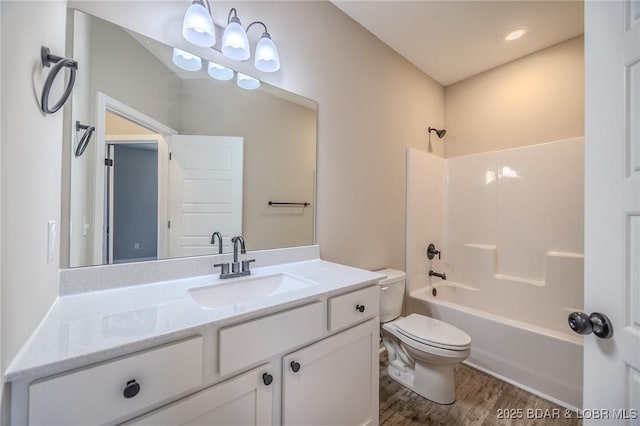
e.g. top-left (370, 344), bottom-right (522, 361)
top-left (407, 285), bottom-right (583, 410)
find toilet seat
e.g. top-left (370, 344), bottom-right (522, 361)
top-left (394, 314), bottom-right (471, 351)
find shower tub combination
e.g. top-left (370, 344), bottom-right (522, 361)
top-left (405, 138), bottom-right (584, 409)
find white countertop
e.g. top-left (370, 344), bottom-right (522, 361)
top-left (5, 259), bottom-right (384, 382)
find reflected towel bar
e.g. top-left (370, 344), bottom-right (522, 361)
top-left (268, 201), bottom-right (311, 207)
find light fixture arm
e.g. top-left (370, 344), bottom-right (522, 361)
top-left (197, 0), bottom-right (212, 16)
top-left (227, 7), bottom-right (239, 24)
top-left (246, 21), bottom-right (270, 36)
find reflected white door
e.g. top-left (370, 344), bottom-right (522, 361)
top-left (584, 0), bottom-right (640, 422)
top-left (168, 135), bottom-right (243, 257)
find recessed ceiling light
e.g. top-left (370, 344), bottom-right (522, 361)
top-left (504, 25), bottom-right (530, 41)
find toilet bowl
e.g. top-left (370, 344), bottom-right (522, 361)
top-left (376, 269), bottom-right (471, 404)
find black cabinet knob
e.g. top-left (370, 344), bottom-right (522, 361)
top-left (123, 379), bottom-right (140, 399)
top-left (290, 361), bottom-right (301, 373)
top-left (356, 304), bottom-right (365, 313)
top-left (262, 372), bottom-right (273, 386)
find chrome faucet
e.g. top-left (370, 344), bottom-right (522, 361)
top-left (231, 236), bottom-right (246, 273)
top-left (429, 270), bottom-right (447, 280)
top-left (214, 235), bottom-right (254, 279)
top-left (210, 232), bottom-right (223, 254)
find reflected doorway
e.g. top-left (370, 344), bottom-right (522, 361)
top-left (105, 140), bottom-right (158, 264)
top-left (103, 112), bottom-right (165, 264)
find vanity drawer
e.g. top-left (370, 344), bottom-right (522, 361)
top-left (328, 285), bottom-right (379, 332)
top-left (28, 336), bottom-right (203, 426)
top-left (219, 302), bottom-right (323, 376)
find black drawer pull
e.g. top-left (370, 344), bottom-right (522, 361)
top-left (262, 373), bottom-right (273, 386)
top-left (290, 361), bottom-right (301, 373)
top-left (356, 304), bottom-right (365, 313)
top-left (123, 379), bottom-right (140, 399)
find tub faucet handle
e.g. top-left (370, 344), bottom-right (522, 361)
top-left (427, 243), bottom-right (441, 260)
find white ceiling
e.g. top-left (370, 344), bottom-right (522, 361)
top-left (331, 1), bottom-right (584, 86)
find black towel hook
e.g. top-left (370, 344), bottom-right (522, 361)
top-left (75, 121), bottom-right (95, 157)
top-left (40, 46), bottom-right (78, 114)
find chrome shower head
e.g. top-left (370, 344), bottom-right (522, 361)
top-left (428, 127), bottom-right (447, 138)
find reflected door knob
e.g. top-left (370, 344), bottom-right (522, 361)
top-left (568, 312), bottom-right (613, 339)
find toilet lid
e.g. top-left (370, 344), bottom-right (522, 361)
top-left (395, 314), bottom-right (471, 350)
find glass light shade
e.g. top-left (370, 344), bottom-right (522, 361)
top-left (254, 34), bottom-right (280, 72)
top-left (237, 73), bottom-right (260, 90)
top-left (207, 62), bottom-right (234, 81)
top-left (172, 48), bottom-right (202, 71)
top-left (222, 19), bottom-right (250, 61)
top-left (182, 1), bottom-right (216, 47)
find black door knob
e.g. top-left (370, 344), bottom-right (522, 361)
top-left (290, 361), bottom-right (301, 373)
top-left (568, 312), bottom-right (613, 339)
top-left (568, 312), bottom-right (592, 334)
top-left (356, 304), bottom-right (365, 313)
top-left (262, 372), bottom-right (273, 386)
top-left (123, 379), bottom-right (140, 399)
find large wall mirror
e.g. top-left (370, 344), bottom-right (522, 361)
top-left (62, 9), bottom-right (317, 268)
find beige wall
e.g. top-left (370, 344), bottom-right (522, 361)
top-left (444, 36), bottom-right (584, 158)
top-left (1, 0), bottom-right (67, 374)
top-left (65, 10), bottom-right (94, 268)
top-left (106, 112), bottom-right (157, 135)
top-left (70, 1), bottom-right (445, 271)
top-left (180, 79), bottom-right (316, 251)
top-left (90, 17), bottom-right (182, 131)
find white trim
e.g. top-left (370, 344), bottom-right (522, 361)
top-left (105, 134), bottom-right (161, 143)
top-left (93, 92), bottom-right (177, 265)
top-left (106, 144), bottom-right (114, 263)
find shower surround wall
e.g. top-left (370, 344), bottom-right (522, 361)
top-left (405, 137), bottom-right (584, 408)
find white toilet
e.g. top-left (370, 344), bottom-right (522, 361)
top-left (377, 269), bottom-right (471, 404)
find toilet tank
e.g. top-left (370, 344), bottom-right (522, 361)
top-left (376, 269), bottom-right (407, 323)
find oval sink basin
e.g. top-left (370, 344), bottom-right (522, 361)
top-left (189, 273), bottom-right (317, 309)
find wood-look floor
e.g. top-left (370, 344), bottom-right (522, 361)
top-left (379, 357), bottom-right (581, 426)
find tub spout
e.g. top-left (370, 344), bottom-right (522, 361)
top-left (429, 270), bottom-right (447, 280)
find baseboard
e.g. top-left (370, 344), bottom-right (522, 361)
top-left (462, 360), bottom-right (579, 412)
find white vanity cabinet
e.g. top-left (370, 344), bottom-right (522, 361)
top-left (282, 318), bottom-right (379, 426)
top-left (14, 282), bottom-right (381, 426)
top-left (127, 291), bottom-right (379, 426)
top-left (125, 364), bottom-right (274, 426)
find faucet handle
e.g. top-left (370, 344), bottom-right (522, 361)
top-left (427, 243), bottom-right (441, 260)
top-left (214, 263), bottom-right (230, 275)
top-left (241, 259), bottom-right (255, 273)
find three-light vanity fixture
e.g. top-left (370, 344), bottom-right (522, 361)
top-left (173, 0), bottom-right (280, 90)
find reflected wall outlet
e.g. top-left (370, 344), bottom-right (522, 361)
top-left (83, 216), bottom-right (90, 237)
top-left (47, 221), bottom-right (56, 264)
